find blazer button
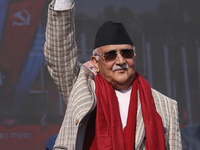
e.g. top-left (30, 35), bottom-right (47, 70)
top-left (75, 119), bottom-right (79, 125)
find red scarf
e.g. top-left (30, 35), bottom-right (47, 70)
top-left (88, 72), bottom-right (166, 150)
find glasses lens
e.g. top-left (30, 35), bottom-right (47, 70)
top-left (121, 49), bottom-right (134, 59)
top-left (104, 51), bottom-right (117, 61)
top-left (103, 49), bottom-right (135, 61)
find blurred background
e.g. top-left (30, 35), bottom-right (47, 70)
top-left (0, 0), bottom-right (200, 149)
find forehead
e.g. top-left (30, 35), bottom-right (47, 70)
top-left (98, 44), bottom-right (133, 53)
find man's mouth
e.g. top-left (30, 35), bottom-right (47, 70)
top-left (113, 68), bottom-right (127, 72)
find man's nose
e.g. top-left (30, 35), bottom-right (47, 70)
top-left (115, 52), bottom-right (125, 64)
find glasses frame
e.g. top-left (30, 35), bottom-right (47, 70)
top-left (94, 47), bottom-right (136, 62)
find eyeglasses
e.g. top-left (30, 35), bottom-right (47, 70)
top-left (95, 48), bottom-right (136, 62)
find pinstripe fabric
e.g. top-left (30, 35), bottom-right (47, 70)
top-left (44, 2), bottom-right (182, 150)
top-left (135, 89), bottom-right (182, 150)
top-left (44, 1), bottom-right (79, 105)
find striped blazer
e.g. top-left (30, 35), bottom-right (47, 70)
top-left (44, 1), bottom-right (182, 150)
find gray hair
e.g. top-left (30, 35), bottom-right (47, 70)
top-left (93, 48), bottom-right (99, 60)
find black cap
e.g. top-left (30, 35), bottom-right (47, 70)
top-left (94, 21), bottom-right (133, 49)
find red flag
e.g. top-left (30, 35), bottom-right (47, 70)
top-left (0, 125), bottom-right (60, 150)
top-left (0, 0), bottom-right (46, 85)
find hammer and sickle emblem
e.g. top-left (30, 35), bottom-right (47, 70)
top-left (12, 9), bottom-right (31, 26)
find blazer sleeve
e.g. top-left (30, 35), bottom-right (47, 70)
top-left (168, 100), bottom-right (182, 150)
top-left (152, 89), bottom-right (182, 150)
top-left (44, 1), bottom-right (80, 104)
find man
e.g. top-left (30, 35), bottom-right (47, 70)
top-left (44, 0), bottom-right (182, 149)
top-left (181, 122), bottom-right (200, 150)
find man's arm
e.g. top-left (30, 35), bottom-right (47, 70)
top-left (152, 89), bottom-right (182, 149)
top-left (44, 0), bottom-right (79, 104)
top-left (168, 101), bottom-right (182, 150)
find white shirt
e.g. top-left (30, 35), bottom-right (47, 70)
top-left (54, 0), bottom-right (73, 10)
top-left (115, 87), bottom-right (132, 129)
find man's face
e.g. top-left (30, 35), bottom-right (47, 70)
top-left (92, 44), bottom-right (137, 90)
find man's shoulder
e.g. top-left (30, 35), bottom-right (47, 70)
top-left (181, 122), bottom-right (200, 150)
top-left (83, 61), bottom-right (97, 76)
top-left (181, 122), bottom-right (200, 136)
top-left (75, 62), bottom-right (95, 82)
top-left (151, 88), bottom-right (177, 105)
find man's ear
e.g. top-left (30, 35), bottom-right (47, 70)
top-left (134, 51), bottom-right (137, 61)
top-left (91, 56), bottom-right (100, 72)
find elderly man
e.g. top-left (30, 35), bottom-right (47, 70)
top-left (44, 0), bottom-right (182, 149)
